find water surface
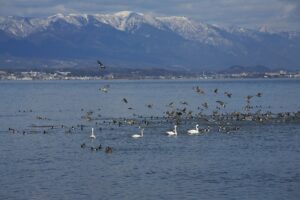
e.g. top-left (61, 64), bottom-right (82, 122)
top-left (0, 79), bottom-right (299, 200)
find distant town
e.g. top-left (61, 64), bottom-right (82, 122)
top-left (0, 69), bottom-right (300, 80)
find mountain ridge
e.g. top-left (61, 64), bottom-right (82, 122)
top-left (0, 11), bottom-right (299, 71)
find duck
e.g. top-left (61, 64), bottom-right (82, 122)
top-left (187, 124), bottom-right (199, 135)
top-left (95, 144), bottom-right (102, 151)
top-left (166, 125), bottom-right (177, 136)
top-left (105, 146), bottom-right (113, 153)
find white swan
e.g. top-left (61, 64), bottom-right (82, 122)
top-left (90, 128), bottom-right (96, 139)
top-left (132, 128), bottom-right (144, 138)
top-left (187, 124), bottom-right (199, 135)
top-left (166, 125), bottom-right (177, 136)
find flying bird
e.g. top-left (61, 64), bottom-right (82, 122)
top-left (245, 95), bottom-right (253, 102)
top-left (99, 85), bottom-right (110, 93)
top-left (167, 102), bottom-right (174, 107)
top-left (256, 92), bottom-right (263, 97)
top-left (224, 92), bottom-right (232, 98)
top-left (180, 101), bottom-right (188, 105)
top-left (216, 100), bottom-right (226, 108)
top-left (97, 60), bottom-right (106, 70)
top-left (122, 98), bottom-right (128, 104)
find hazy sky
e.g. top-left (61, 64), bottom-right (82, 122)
top-left (0, 0), bottom-right (299, 31)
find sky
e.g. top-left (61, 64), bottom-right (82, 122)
top-left (0, 0), bottom-right (299, 31)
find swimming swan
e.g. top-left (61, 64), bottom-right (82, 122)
top-left (90, 128), bottom-right (96, 139)
top-left (166, 125), bottom-right (177, 136)
top-left (187, 124), bottom-right (199, 135)
top-left (132, 128), bottom-right (144, 138)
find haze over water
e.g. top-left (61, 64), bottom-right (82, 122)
top-left (0, 79), bottom-right (300, 200)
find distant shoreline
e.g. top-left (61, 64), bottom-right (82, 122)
top-left (1, 77), bottom-right (300, 82)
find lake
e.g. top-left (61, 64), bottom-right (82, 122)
top-left (0, 79), bottom-right (299, 200)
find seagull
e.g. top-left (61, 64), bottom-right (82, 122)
top-left (216, 100), bottom-right (226, 108)
top-left (90, 128), bottom-right (96, 139)
top-left (99, 85), bottom-right (109, 93)
top-left (180, 101), bottom-right (188, 105)
top-left (132, 127), bottom-right (144, 138)
top-left (167, 102), bottom-right (174, 107)
top-left (166, 125), bottom-right (177, 136)
top-left (187, 124), bottom-right (199, 135)
top-left (97, 60), bottom-right (106, 70)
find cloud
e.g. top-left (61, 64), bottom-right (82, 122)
top-left (0, 0), bottom-right (299, 31)
top-left (280, 0), bottom-right (300, 18)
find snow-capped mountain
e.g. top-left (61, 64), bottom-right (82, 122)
top-left (0, 11), bottom-right (299, 70)
top-left (0, 11), bottom-right (231, 45)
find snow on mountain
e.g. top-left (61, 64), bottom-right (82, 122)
top-left (95, 11), bottom-right (163, 31)
top-left (2, 11), bottom-right (293, 45)
top-left (0, 16), bottom-right (36, 37)
top-left (0, 11), bottom-right (299, 70)
top-left (0, 11), bottom-right (232, 46)
top-left (158, 16), bottom-right (231, 46)
top-left (47, 13), bottom-right (89, 26)
top-left (1, 11), bottom-right (296, 40)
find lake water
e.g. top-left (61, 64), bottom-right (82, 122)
top-left (0, 79), bottom-right (300, 200)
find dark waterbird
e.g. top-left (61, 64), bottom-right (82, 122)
top-left (202, 102), bottom-right (209, 109)
top-left (146, 104), bottom-right (153, 109)
top-left (96, 145), bottom-right (102, 151)
top-left (193, 86), bottom-right (205, 95)
top-left (105, 146), bottom-right (113, 153)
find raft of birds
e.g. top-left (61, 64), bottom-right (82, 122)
top-left (8, 97), bottom-right (300, 155)
top-left (7, 60), bottom-right (300, 154)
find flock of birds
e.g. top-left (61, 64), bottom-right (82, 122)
top-left (7, 60), bottom-right (300, 154)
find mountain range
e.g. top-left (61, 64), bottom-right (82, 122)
top-left (0, 11), bottom-right (299, 71)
